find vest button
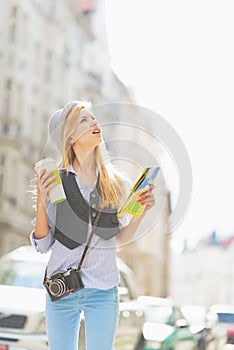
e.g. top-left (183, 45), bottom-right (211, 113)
top-left (91, 193), bottom-right (96, 198)
top-left (92, 212), bottom-right (97, 218)
top-left (91, 203), bottom-right (96, 209)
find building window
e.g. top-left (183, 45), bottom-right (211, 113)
top-left (45, 51), bottom-right (52, 82)
top-left (22, 13), bottom-right (29, 48)
top-left (3, 79), bottom-right (12, 118)
top-left (34, 41), bottom-right (41, 74)
top-left (9, 159), bottom-right (17, 206)
top-left (48, 0), bottom-right (56, 18)
top-left (2, 123), bottom-right (9, 135)
top-left (9, 6), bottom-right (18, 42)
top-left (41, 114), bottom-right (48, 143)
top-left (16, 84), bottom-right (23, 119)
top-left (0, 155), bottom-right (5, 194)
top-left (29, 107), bottom-right (36, 137)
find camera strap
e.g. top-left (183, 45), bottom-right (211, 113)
top-left (77, 210), bottom-right (102, 271)
top-left (43, 210), bottom-right (102, 284)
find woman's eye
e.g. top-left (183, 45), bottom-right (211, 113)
top-left (80, 116), bottom-right (95, 123)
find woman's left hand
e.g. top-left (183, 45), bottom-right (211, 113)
top-left (116, 184), bottom-right (156, 248)
top-left (137, 184), bottom-right (156, 212)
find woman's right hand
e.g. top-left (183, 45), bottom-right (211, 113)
top-left (37, 169), bottom-right (57, 206)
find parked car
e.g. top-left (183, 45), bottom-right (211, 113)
top-left (135, 296), bottom-right (197, 350)
top-left (0, 245), bottom-right (145, 350)
top-left (181, 304), bottom-right (227, 350)
top-left (210, 304), bottom-right (234, 345)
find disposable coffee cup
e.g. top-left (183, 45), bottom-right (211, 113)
top-left (34, 158), bottom-right (66, 204)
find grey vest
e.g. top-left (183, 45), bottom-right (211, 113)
top-left (54, 171), bottom-right (120, 249)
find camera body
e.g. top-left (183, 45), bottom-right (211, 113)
top-left (44, 268), bottom-right (84, 301)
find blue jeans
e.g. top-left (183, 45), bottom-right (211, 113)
top-left (46, 286), bottom-right (119, 350)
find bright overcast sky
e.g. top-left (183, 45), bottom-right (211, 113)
top-left (105, 0), bottom-right (234, 246)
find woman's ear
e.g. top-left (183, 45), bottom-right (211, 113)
top-left (69, 137), bottom-right (74, 146)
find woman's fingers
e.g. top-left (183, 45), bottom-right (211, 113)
top-left (39, 170), bottom-right (54, 184)
top-left (43, 174), bottom-right (57, 189)
top-left (138, 195), bottom-right (155, 206)
top-left (37, 170), bottom-right (58, 204)
top-left (38, 170), bottom-right (56, 186)
top-left (137, 186), bottom-right (156, 209)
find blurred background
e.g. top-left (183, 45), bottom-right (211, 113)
top-left (0, 0), bottom-right (234, 316)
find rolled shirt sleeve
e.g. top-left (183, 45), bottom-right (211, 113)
top-left (30, 229), bottom-right (54, 253)
top-left (30, 200), bottom-right (56, 253)
top-left (118, 213), bottom-right (131, 229)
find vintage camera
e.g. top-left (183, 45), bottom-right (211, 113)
top-left (44, 268), bottom-right (84, 301)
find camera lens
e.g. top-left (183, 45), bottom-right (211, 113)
top-left (49, 279), bottom-right (66, 296)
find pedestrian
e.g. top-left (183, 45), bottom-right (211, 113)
top-left (30, 100), bottom-right (156, 350)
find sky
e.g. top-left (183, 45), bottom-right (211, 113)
top-left (105, 0), bottom-right (234, 247)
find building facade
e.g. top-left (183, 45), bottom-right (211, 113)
top-left (170, 234), bottom-right (234, 307)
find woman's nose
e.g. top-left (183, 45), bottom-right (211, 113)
top-left (91, 120), bottom-right (98, 127)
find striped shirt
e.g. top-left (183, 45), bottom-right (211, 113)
top-left (30, 166), bottom-right (130, 290)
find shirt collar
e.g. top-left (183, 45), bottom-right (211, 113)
top-left (68, 164), bottom-right (76, 175)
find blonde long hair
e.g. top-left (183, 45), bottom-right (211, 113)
top-left (59, 103), bottom-right (126, 209)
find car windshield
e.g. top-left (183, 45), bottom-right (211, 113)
top-left (146, 306), bottom-right (173, 324)
top-left (181, 306), bottom-right (206, 325)
top-left (0, 259), bottom-right (45, 289)
top-left (217, 313), bottom-right (234, 323)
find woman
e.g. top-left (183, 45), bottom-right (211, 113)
top-left (31, 100), bottom-right (156, 350)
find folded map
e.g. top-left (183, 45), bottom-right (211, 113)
top-left (118, 166), bottom-right (160, 217)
